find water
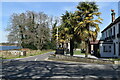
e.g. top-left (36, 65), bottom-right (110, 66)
top-left (0, 46), bottom-right (22, 50)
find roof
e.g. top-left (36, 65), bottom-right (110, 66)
top-left (90, 40), bottom-right (99, 44)
top-left (101, 16), bottom-right (120, 33)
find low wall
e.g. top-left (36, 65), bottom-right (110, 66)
top-left (8, 50), bottom-right (26, 56)
top-left (48, 54), bottom-right (120, 64)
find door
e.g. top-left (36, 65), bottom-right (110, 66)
top-left (114, 43), bottom-right (116, 55)
top-left (119, 42), bottom-right (120, 56)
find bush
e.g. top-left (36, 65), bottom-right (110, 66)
top-left (22, 43), bottom-right (37, 50)
top-left (81, 49), bottom-right (86, 53)
top-left (96, 49), bottom-right (101, 57)
top-left (42, 41), bottom-right (56, 50)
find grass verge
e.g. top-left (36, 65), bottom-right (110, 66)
top-left (74, 50), bottom-right (88, 55)
top-left (1, 49), bottom-right (55, 59)
top-left (108, 58), bottom-right (120, 61)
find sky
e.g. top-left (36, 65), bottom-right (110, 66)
top-left (0, 1), bottom-right (119, 43)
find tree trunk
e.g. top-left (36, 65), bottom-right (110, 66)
top-left (85, 40), bottom-right (90, 57)
top-left (85, 23), bottom-right (90, 57)
top-left (19, 25), bottom-right (24, 47)
top-left (62, 43), bottom-right (64, 48)
top-left (70, 38), bottom-right (74, 56)
top-left (70, 28), bottom-right (74, 56)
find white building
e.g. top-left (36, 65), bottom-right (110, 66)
top-left (100, 10), bottom-right (120, 58)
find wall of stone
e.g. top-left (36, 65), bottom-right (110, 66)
top-left (8, 50), bottom-right (26, 56)
top-left (48, 54), bottom-right (117, 64)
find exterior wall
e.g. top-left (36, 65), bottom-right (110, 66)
top-left (91, 45), bottom-right (93, 51)
top-left (113, 39), bottom-right (120, 58)
top-left (100, 42), bottom-right (114, 57)
top-left (115, 22), bottom-right (120, 57)
top-left (68, 43), bottom-right (70, 51)
top-left (116, 42), bottom-right (119, 57)
top-left (90, 44), bottom-right (99, 55)
top-left (100, 21), bottom-right (120, 58)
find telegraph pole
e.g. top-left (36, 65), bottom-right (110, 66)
top-left (57, 27), bottom-right (59, 48)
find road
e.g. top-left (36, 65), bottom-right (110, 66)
top-left (1, 52), bottom-right (120, 80)
top-left (2, 52), bottom-right (54, 62)
top-left (19, 52), bottom-right (54, 61)
top-left (0, 58), bottom-right (2, 79)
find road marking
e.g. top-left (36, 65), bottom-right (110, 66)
top-left (35, 58), bottom-right (37, 61)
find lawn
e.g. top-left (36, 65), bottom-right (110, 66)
top-left (0, 49), bottom-right (54, 59)
top-left (74, 50), bottom-right (86, 55)
top-left (108, 58), bottom-right (120, 61)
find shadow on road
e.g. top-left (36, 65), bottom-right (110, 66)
top-left (2, 60), bottom-right (120, 80)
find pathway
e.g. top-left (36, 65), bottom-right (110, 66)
top-left (74, 55), bottom-right (98, 59)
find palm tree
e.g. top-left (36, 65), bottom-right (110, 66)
top-left (53, 2), bottom-right (102, 57)
top-left (75, 2), bottom-right (103, 57)
top-left (61, 11), bottom-right (78, 56)
top-left (52, 20), bottom-right (69, 48)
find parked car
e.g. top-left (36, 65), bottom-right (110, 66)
top-left (55, 47), bottom-right (64, 55)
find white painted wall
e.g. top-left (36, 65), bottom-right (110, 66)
top-left (100, 43), bottom-right (114, 57)
top-left (100, 21), bottom-right (120, 57)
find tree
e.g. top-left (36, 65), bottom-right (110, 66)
top-left (6, 11), bottom-right (52, 50)
top-left (51, 17), bottom-right (62, 48)
top-left (6, 13), bottom-right (26, 47)
top-left (58, 2), bottom-right (102, 57)
top-left (60, 11), bottom-right (78, 56)
top-left (75, 2), bottom-right (103, 57)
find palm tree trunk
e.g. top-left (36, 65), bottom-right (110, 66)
top-left (70, 38), bottom-right (74, 56)
top-left (85, 40), bottom-right (90, 57)
top-left (62, 43), bottom-right (64, 48)
top-left (85, 23), bottom-right (90, 57)
top-left (70, 28), bottom-right (74, 56)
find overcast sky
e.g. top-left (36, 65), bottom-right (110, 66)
top-left (0, 1), bottom-right (119, 43)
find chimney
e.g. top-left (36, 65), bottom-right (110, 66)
top-left (111, 9), bottom-right (115, 22)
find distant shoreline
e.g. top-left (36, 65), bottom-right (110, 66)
top-left (0, 45), bottom-right (18, 46)
top-left (0, 46), bottom-right (21, 51)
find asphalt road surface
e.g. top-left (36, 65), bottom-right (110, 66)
top-left (19, 52), bottom-right (54, 61)
top-left (0, 58), bottom-right (2, 79)
top-left (2, 52), bottom-right (54, 62)
top-left (1, 52), bottom-right (120, 80)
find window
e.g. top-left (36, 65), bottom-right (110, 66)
top-left (102, 33), bottom-right (105, 39)
top-left (103, 45), bottom-right (111, 52)
top-left (109, 30), bottom-right (110, 37)
top-left (108, 29), bottom-right (112, 37)
top-left (103, 46), bottom-right (105, 52)
top-left (106, 31), bottom-right (107, 38)
top-left (110, 28), bottom-right (112, 36)
top-left (103, 46), bottom-right (108, 52)
top-left (109, 46), bottom-right (111, 52)
top-left (113, 27), bottom-right (115, 36)
top-left (114, 43), bottom-right (116, 55)
top-left (119, 24), bottom-right (120, 34)
top-left (119, 42), bottom-right (120, 56)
